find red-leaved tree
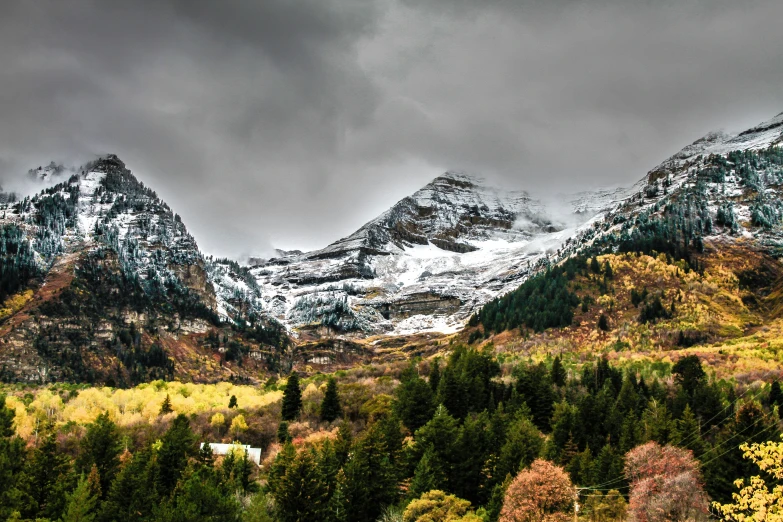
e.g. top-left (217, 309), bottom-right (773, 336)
top-left (499, 459), bottom-right (574, 522)
top-left (624, 442), bottom-right (710, 522)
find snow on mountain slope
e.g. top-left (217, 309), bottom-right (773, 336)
top-left (249, 112), bottom-right (783, 337)
top-left (0, 155), bottom-right (262, 324)
top-left (4, 111), bottom-right (781, 341)
top-left (249, 172), bottom-right (612, 335)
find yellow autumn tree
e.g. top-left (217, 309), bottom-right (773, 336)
top-left (230, 414), bottom-right (248, 439)
top-left (714, 436), bottom-right (783, 521)
top-left (210, 412), bottom-right (225, 435)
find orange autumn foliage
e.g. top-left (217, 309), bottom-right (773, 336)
top-left (499, 459), bottom-right (574, 522)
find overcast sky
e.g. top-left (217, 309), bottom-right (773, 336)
top-left (1, 0), bottom-right (782, 257)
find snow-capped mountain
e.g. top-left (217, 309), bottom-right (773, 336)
top-left (2, 155), bottom-right (263, 324)
top-left (0, 155), bottom-right (288, 382)
top-left (249, 112), bottom-right (783, 337)
top-left (2, 110), bottom-right (782, 350)
top-left (249, 172), bottom-right (620, 335)
top-left (0, 110), bottom-right (781, 384)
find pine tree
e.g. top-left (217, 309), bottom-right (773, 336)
top-left (277, 421), bottom-right (291, 444)
top-left (61, 474), bottom-right (99, 522)
top-left (270, 447), bottom-right (331, 522)
top-left (339, 423), bottom-right (399, 522)
top-left (769, 380), bottom-right (782, 408)
top-left (408, 448), bottom-right (447, 501)
top-left (0, 396), bottom-right (32, 520)
top-left (429, 358), bottom-right (441, 393)
top-left (156, 414), bottom-right (197, 497)
top-left (0, 394), bottom-right (13, 437)
top-left (159, 394), bottom-right (173, 415)
top-left (98, 448), bottom-right (160, 522)
top-left (550, 355), bottom-right (566, 387)
top-left (670, 405), bottom-right (706, 458)
top-left (281, 372), bottom-right (302, 421)
top-left (77, 412), bottom-right (122, 497)
top-left (597, 313), bottom-right (609, 331)
top-left (320, 377), bottom-right (341, 422)
top-left (228, 395), bottom-right (238, 409)
top-left (489, 414), bottom-right (544, 501)
top-left (672, 355), bottom-right (706, 396)
top-left (155, 466), bottom-right (240, 522)
top-left (24, 433), bottom-right (75, 520)
top-left (393, 365), bottom-right (435, 432)
top-left (334, 422), bottom-right (353, 466)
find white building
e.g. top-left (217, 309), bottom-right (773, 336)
top-left (200, 443), bottom-right (262, 465)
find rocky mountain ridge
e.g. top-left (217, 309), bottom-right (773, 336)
top-left (250, 112), bottom-right (783, 336)
top-left (0, 155), bottom-right (284, 383)
top-left (0, 111), bottom-right (782, 383)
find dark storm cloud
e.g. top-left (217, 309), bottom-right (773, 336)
top-left (1, 0), bottom-right (782, 256)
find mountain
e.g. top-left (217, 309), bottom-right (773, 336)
top-left (249, 112), bottom-right (783, 339)
top-left (0, 155), bottom-right (288, 384)
top-left (0, 111), bottom-right (782, 384)
top-left (250, 172), bottom-right (627, 336)
top-left (465, 112), bottom-right (783, 379)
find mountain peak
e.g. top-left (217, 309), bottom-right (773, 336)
top-left (433, 170), bottom-right (484, 186)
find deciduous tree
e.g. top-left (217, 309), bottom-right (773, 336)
top-left (714, 436), bottom-right (783, 521)
top-left (624, 441), bottom-right (709, 522)
top-left (499, 459), bottom-right (573, 522)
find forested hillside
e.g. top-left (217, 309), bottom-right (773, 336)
top-left (1, 347), bottom-right (780, 521)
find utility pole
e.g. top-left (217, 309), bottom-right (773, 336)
top-left (574, 487), bottom-right (584, 522)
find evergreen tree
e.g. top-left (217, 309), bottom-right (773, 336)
top-left (670, 405), bottom-right (706, 458)
top-left (618, 413), bottom-right (641, 455)
top-left (159, 394), bottom-right (173, 415)
top-left (317, 440), bottom-right (341, 500)
top-left (429, 358), bottom-right (441, 393)
top-left (769, 380), bottom-right (782, 409)
top-left (672, 355), bottom-right (706, 396)
top-left (24, 433), bottom-right (75, 520)
top-left (242, 493), bottom-right (274, 522)
top-left (339, 423), bottom-right (399, 522)
top-left (0, 396), bottom-right (32, 520)
top-left (277, 421), bottom-right (291, 444)
top-left (228, 395), bottom-right (238, 409)
top-left (334, 422), bottom-right (353, 466)
top-left (156, 414), bottom-right (197, 497)
top-left (640, 399), bottom-right (673, 444)
top-left (450, 412), bottom-right (493, 504)
top-left (61, 473), bottom-right (99, 522)
top-left (77, 413), bottom-right (122, 497)
top-left (0, 395), bottom-right (13, 438)
top-left (488, 414), bottom-right (544, 500)
top-left (155, 466), bottom-right (240, 522)
top-left (393, 364), bottom-right (435, 432)
top-left (514, 362), bottom-right (555, 431)
top-left (269, 447), bottom-right (331, 522)
top-left (281, 372), bottom-right (302, 421)
top-left (597, 313), bottom-right (609, 331)
top-left (98, 448), bottom-right (160, 522)
top-left (408, 448), bottom-right (446, 500)
top-left (320, 377), bottom-right (341, 422)
top-left (550, 355), bottom-right (566, 387)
